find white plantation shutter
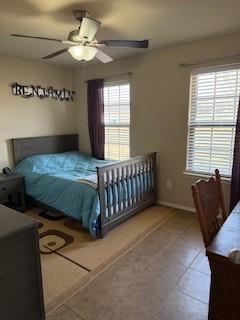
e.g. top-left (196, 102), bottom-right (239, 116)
top-left (104, 81), bottom-right (130, 160)
top-left (187, 65), bottom-right (240, 176)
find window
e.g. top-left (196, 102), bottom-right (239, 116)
top-left (187, 65), bottom-right (240, 177)
top-left (104, 81), bottom-right (130, 160)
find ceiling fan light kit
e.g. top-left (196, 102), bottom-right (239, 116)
top-left (11, 9), bottom-right (149, 63)
top-left (68, 46), bottom-right (97, 61)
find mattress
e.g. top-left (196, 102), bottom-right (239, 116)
top-left (14, 151), bottom-right (110, 238)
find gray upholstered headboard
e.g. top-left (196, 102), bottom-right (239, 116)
top-left (12, 134), bottom-right (79, 165)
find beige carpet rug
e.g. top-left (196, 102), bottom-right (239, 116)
top-left (26, 205), bottom-right (174, 314)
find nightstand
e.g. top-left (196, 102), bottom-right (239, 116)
top-left (0, 173), bottom-right (26, 212)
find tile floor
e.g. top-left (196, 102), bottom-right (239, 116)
top-left (47, 209), bottom-right (210, 320)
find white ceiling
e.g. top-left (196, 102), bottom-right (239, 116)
top-left (0, 0), bottom-right (240, 66)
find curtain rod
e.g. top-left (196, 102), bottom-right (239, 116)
top-left (179, 54), bottom-right (240, 68)
top-left (85, 72), bottom-right (133, 83)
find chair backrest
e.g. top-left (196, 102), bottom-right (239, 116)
top-left (191, 169), bottom-right (227, 247)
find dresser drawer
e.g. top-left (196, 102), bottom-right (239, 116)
top-left (0, 180), bottom-right (21, 197)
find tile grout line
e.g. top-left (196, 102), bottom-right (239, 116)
top-left (88, 221), bottom-right (194, 318)
top-left (176, 287), bottom-right (209, 305)
top-left (81, 214), bottom-right (185, 312)
top-left (64, 304), bottom-right (86, 320)
top-left (140, 215), bottom-right (203, 273)
top-left (80, 282), bottom-right (164, 320)
top-left (189, 265), bottom-right (210, 276)
top-left (175, 267), bottom-right (210, 305)
top-left (188, 248), bottom-right (211, 276)
top-left (46, 208), bottom-right (201, 318)
top-left (45, 209), bottom-right (176, 317)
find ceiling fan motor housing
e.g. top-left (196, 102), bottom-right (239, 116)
top-left (73, 10), bottom-right (89, 22)
top-left (11, 9), bottom-right (149, 63)
top-left (68, 29), bottom-right (81, 42)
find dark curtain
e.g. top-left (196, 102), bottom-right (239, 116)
top-left (230, 97), bottom-right (240, 211)
top-left (87, 79), bottom-right (105, 159)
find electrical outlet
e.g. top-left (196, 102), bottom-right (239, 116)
top-left (166, 180), bottom-right (172, 189)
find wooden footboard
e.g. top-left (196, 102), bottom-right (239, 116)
top-left (97, 152), bottom-right (157, 237)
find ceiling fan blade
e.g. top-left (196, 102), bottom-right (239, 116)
top-left (79, 17), bottom-right (101, 42)
top-left (95, 49), bottom-right (113, 63)
top-left (98, 39), bottom-right (149, 48)
top-left (11, 34), bottom-right (63, 43)
top-left (42, 48), bottom-right (68, 59)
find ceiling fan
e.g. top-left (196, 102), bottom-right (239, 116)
top-left (11, 10), bottom-right (149, 63)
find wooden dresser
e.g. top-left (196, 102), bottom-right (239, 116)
top-left (207, 202), bottom-right (240, 320)
top-left (0, 204), bottom-right (45, 320)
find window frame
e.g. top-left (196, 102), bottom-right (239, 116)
top-left (103, 79), bottom-right (131, 161)
top-left (186, 63), bottom-right (240, 178)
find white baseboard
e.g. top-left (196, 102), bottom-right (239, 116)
top-left (157, 200), bottom-right (196, 213)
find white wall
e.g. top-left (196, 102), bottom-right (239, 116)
top-left (73, 32), bottom-right (240, 210)
top-left (1, 33), bottom-right (237, 211)
top-left (0, 55), bottom-right (76, 168)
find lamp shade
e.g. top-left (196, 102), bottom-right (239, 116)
top-left (68, 46), bottom-right (97, 61)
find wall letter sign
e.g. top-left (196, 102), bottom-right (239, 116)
top-left (10, 83), bottom-right (75, 101)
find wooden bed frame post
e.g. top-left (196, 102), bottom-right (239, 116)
top-left (97, 167), bottom-right (108, 238)
top-left (97, 152), bottom-right (158, 238)
top-left (152, 152), bottom-right (158, 204)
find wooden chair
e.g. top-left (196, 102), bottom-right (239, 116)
top-left (191, 169), bottom-right (227, 247)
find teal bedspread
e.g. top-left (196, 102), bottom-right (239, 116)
top-left (14, 151), bottom-right (110, 238)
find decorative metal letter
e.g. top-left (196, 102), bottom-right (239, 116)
top-left (10, 83), bottom-right (75, 102)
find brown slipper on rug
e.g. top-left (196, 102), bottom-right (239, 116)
top-left (39, 211), bottom-right (65, 221)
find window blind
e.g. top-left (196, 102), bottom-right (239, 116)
top-left (104, 81), bottom-right (130, 160)
top-left (187, 66), bottom-right (240, 176)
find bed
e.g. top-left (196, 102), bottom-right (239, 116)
top-left (12, 134), bottom-right (157, 238)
